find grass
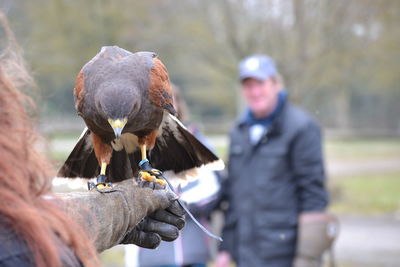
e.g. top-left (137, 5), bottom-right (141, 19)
top-left (99, 245), bottom-right (125, 267)
top-left (330, 172), bottom-right (400, 215)
top-left (215, 145), bottom-right (228, 161)
top-left (324, 138), bottom-right (400, 161)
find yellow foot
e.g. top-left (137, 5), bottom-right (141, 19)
top-left (139, 170), bottom-right (166, 186)
top-left (88, 175), bottom-right (113, 191)
top-left (154, 178), bottom-right (166, 186)
top-left (88, 181), bottom-right (113, 191)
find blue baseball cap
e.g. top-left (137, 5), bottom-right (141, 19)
top-left (239, 55), bottom-right (278, 82)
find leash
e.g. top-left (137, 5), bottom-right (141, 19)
top-left (162, 174), bottom-right (223, 242)
top-left (139, 159), bottom-right (223, 242)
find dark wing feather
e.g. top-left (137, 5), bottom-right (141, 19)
top-left (57, 128), bottom-right (98, 178)
top-left (149, 113), bottom-right (222, 174)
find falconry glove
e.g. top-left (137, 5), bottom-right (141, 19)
top-left (58, 179), bottom-right (185, 252)
top-left (120, 199), bottom-right (186, 248)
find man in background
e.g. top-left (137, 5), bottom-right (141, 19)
top-left (215, 55), bottom-right (331, 267)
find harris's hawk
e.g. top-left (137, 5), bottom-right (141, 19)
top-left (58, 46), bottom-right (223, 189)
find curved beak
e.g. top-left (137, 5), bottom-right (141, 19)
top-left (112, 127), bottom-right (124, 139)
top-left (108, 118), bottom-right (127, 139)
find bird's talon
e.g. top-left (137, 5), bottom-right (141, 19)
top-left (138, 158), bottom-right (164, 187)
top-left (88, 180), bottom-right (113, 191)
top-left (139, 170), bottom-right (157, 182)
top-left (138, 160), bottom-right (162, 176)
top-left (87, 181), bottom-right (96, 191)
top-left (139, 170), bottom-right (166, 187)
top-left (96, 183), bottom-right (107, 190)
top-left (139, 179), bottom-right (166, 189)
top-left (150, 169), bottom-right (162, 176)
top-left (154, 178), bottom-right (166, 186)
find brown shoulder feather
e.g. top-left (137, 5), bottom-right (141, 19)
top-left (148, 58), bottom-right (176, 115)
top-left (73, 70), bottom-right (85, 113)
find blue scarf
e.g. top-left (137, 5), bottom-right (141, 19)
top-left (243, 90), bottom-right (287, 127)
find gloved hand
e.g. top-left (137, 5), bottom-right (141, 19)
top-left (293, 212), bottom-right (338, 267)
top-left (58, 179), bottom-right (185, 252)
top-left (120, 199), bottom-right (186, 248)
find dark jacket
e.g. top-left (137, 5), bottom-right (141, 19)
top-left (220, 101), bottom-right (329, 267)
top-left (0, 221), bottom-right (82, 267)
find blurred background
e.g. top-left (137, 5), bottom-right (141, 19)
top-left (1, 0), bottom-right (399, 266)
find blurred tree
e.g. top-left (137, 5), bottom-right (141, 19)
top-left (3, 0), bottom-right (400, 133)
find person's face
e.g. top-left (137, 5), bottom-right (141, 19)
top-left (241, 77), bottom-right (280, 118)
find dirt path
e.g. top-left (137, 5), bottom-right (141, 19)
top-left (333, 215), bottom-right (400, 267)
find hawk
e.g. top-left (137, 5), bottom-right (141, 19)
top-left (58, 46), bottom-right (223, 189)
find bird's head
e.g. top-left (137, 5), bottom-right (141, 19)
top-left (96, 85), bottom-right (141, 139)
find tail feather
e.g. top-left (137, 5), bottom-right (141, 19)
top-left (57, 128), bottom-right (134, 181)
top-left (107, 149), bottom-right (136, 182)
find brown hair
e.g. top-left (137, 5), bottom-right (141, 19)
top-left (0, 13), bottom-right (97, 267)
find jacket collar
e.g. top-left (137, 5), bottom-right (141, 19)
top-left (238, 91), bottom-right (287, 137)
top-left (267, 101), bottom-right (286, 136)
